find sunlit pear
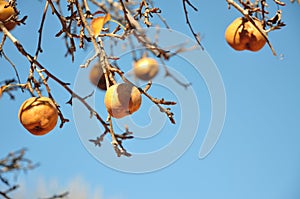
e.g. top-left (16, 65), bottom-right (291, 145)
top-left (18, 97), bottom-right (58, 136)
top-left (225, 17), bottom-right (267, 52)
top-left (104, 83), bottom-right (142, 118)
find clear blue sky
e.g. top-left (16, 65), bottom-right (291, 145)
top-left (1, 1), bottom-right (300, 199)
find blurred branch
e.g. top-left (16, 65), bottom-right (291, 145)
top-left (0, 148), bottom-right (38, 174)
top-left (0, 79), bottom-right (28, 99)
top-left (39, 191), bottom-right (69, 199)
top-left (160, 58), bottom-right (192, 89)
top-left (0, 185), bottom-right (19, 199)
top-left (0, 149), bottom-right (38, 199)
top-left (290, 0), bottom-right (300, 5)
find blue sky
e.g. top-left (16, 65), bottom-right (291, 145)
top-left (1, 1), bottom-right (300, 199)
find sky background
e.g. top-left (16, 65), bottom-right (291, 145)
top-left (1, 0), bottom-right (300, 199)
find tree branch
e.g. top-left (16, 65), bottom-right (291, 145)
top-left (182, 0), bottom-right (204, 50)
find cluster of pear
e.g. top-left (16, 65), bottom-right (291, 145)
top-left (18, 57), bottom-right (159, 136)
top-left (90, 57), bottom-right (159, 119)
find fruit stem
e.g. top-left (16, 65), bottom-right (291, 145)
top-left (110, 19), bottom-right (126, 30)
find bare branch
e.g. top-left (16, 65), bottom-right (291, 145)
top-left (0, 149), bottom-right (38, 198)
top-left (182, 0), bottom-right (204, 50)
top-left (39, 191), bottom-right (69, 199)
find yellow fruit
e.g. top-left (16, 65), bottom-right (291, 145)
top-left (0, 0), bottom-right (16, 31)
top-left (18, 97), bottom-right (58, 136)
top-left (89, 63), bottom-right (114, 90)
top-left (104, 83), bottom-right (142, 118)
top-left (225, 17), bottom-right (267, 52)
top-left (133, 57), bottom-right (159, 81)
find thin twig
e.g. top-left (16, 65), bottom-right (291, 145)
top-left (1, 50), bottom-right (22, 86)
top-left (34, 1), bottom-right (49, 58)
top-left (182, 0), bottom-right (204, 50)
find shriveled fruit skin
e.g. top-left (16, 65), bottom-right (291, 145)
top-left (133, 57), bottom-right (159, 81)
top-left (104, 83), bottom-right (142, 118)
top-left (247, 19), bottom-right (267, 52)
top-left (18, 97), bottom-right (58, 136)
top-left (0, 0), bottom-right (16, 31)
top-left (225, 17), bottom-right (267, 52)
